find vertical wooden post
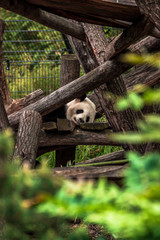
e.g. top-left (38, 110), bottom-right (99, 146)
top-left (0, 19), bottom-right (12, 106)
top-left (14, 110), bottom-right (42, 168)
top-left (0, 19), bottom-right (10, 131)
top-left (55, 54), bottom-right (80, 167)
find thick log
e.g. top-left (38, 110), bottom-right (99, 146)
top-left (75, 23), bottom-right (145, 153)
top-left (0, 19), bottom-right (10, 130)
top-left (76, 150), bottom-right (125, 165)
top-left (0, 1), bottom-right (85, 41)
top-left (94, 17), bottom-right (153, 60)
top-left (56, 54), bottom-right (80, 167)
top-left (39, 129), bottom-right (114, 147)
top-left (14, 110), bottom-right (42, 168)
top-left (60, 54), bottom-right (80, 87)
top-left (26, 0), bottom-right (140, 27)
top-left (89, 63), bottom-right (160, 115)
top-left (135, 0), bottom-right (160, 32)
top-left (6, 89), bottom-right (44, 115)
top-left (125, 64), bottom-right (160, 90)
top-left (52, 164), bottom-right (126, 180)
top-left (8, 36), bottom-right (159, 129)
top-left (0, 19), bottom-right (11, 106)
top-left (0, 92), bottom-right (10, 131)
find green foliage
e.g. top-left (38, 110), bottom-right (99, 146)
top-left (116, 85), bottom-right (160, 111)
top-left (121, 52), bottom-right (160, 68)
top-left (0, 129), bottom-right (14, 161)
top-left (1, 129), bottom-right (160, 240)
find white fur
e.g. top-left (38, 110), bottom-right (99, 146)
top-left (66, 97), bottom-right (96, 125)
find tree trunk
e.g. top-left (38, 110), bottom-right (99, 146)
top-left (0, 92), bottom-right (10, 131)
top-left (56, 54), bottom-right (80, 167)
top-left (76, 150), bottom-right (125, 165)
top-left (0, 19), bottom-right (11, 106)
top-left (52, 164), bottom-right (125, 182)
top-left (14, 110), bottom-right (42, 168)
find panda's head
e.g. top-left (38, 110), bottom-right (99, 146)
top-left (66, 96), bottom-right (96, 125)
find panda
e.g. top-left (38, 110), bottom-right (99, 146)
top-left (43, 95), bottom-right (96, 125)
top-left (66, 95), bottom-right (96, 125)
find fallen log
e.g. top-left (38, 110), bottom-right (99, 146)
top-left (8, 36), bottom-right (160, 129)
top-left (6, 89), bottom-right (44, 115)
top-left (14, 110), bottom-right (42, 168)
top-left (39, 129), bottom-right (114, 148)
top-left (76, 150), bottom-right (125, 165)
top-left (52, 164), bottom-right (126, 181)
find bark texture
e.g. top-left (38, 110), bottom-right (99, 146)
top-left (6, 89), bottom-right (44, 115)
top-left (0, 19), bottom-right (11, 106)
top-left (14, 110), bottom-right (42, 168)
top-left (56, 54), bottom-right (80, 167)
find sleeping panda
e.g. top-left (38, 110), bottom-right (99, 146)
top-left (43, 95), bottom-right (96, 125)
top-left (66, 95), bottom-right (96, 125)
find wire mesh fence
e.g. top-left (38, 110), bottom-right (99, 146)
top-left (2, 19), bottom-right (72, 99)
top-left (2, 18), bottom-right (121, 99)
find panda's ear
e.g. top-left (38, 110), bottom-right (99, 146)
top-left (78, 94), bottom-right (86, 102)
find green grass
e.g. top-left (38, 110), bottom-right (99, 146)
top-left (37, 145), bottom-right (122, 167)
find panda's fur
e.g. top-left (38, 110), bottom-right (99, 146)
top-left (66, 97), bottom-right (96, 125)
top-left (43, 96), bottom-right (96, 125)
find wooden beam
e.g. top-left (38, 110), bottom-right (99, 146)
top-left (52, 164), bottom-right (126, 180)
top-left (26, 0), bottom-right (140, 24)
top-left (76, 150), bottom-right (125, 165)
top-left (0, 92), bottom-right (10, 131)
top-left (8, 58), bottom-right (131, 128)
top-left (8, 36), bottom-right (160, 129)
top-left (39, 129), bottom-right (115, 147)
top-left (135, 0), bottom-right (160, 32)
top-left (0, 0), bottom-right (85, 41)
top-left (6, 89), bottom-right (44, 115)
top-left (77, 23), bottom-right (145, 154)
top-left (0, 19), bottom-right (11, 106)
top-left (100, 17), bottom-right (153, 60)
top-left (56, 54), bottom-right (80, 167)
top-left (0, 19), bottom-right (10, 130)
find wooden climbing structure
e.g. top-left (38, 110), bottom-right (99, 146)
top-left (0, 0), bottom-right (160, 182)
